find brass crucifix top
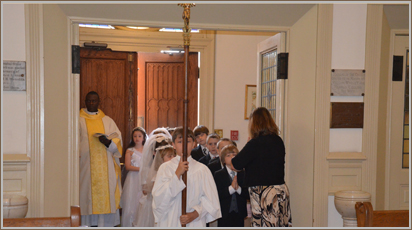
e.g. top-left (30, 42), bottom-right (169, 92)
top-left (178, 3), bottom-right (195, 46)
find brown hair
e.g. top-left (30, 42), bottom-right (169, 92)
top-left (193, 125), bottom-right (209, 137)
top-left (249, 107), bottom-right (279, 139)
top-left (220, 144), bottom-right (239, 165)
top-left (172, 127), bottom-right (195, 143)
top-left (217, 138), bottom-right (237, 149)
top-left (154, 146), bottom-right (175, 171)
top-left (206, 133), bottom-right (220, 143)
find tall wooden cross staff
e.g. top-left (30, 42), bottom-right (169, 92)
top-left (178, 2), bottom-right (195, 227)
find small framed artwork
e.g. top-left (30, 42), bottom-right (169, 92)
top-left (214, 129), bottom-right (223, 138)
top-left (244, 84), bottom-right (257, 119)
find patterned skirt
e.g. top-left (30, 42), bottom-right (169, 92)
top-left (248, 184), bottom-right (292, 227)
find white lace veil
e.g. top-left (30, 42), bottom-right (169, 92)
top-left (148, 127), bottom-right (172, 139)
top-left (138, 132), bottom-right (172, 194)
top-left (145, 144), bottom-right (174, 190)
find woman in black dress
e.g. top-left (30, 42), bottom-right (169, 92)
top-left (231, 107), bottom-right (292, 227)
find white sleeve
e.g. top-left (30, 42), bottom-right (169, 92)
top-left (196, 167), bottom-right (222, 223)
top-left (152, 165), bottom-right (186, 222)
top-left (107, 141), bottom-right (118, 153)
top-left (228, 185), bottom-right (236, 195)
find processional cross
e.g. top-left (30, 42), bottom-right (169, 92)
top-left (177, 3), bottom-right (195, 227)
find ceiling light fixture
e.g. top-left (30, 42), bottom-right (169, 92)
top-left (159, 28), bottom-right (199, 33)
top-left (126, 26), bottom-right (150, 30)
top-left (161, 47), bottom-right (185, 55)
top-left (79, 24), bottom-right (114, 29)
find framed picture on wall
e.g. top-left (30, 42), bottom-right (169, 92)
top-left (244, 84), bottom-right (257, 120)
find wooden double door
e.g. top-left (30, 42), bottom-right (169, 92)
top-left (80, 48), bottom-right (198, 162)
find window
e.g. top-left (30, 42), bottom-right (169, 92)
top-left (261, 50), bottom-right (277, 119)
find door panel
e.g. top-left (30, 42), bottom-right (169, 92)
top-left (80, 48), bottom-right (137, 163)
top-left (389, 35), bottom-right (409, 210)
top-left (257, 33), bottom-right (286, 138)
top-left (138, 52), bottom-right (198, 134)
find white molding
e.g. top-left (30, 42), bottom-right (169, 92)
top-left (25, 4), bottom-right (44, 218)
top-left (77, 26), bottom-right (216, 131)
top-left (327, 152), bottom-right (367, 160)
top-left (69, 16), bottom-right (290, 32)
top-left (384, 28), bottom-right (409, 210)
top-left (328, 162), bottom-right (363, 194)
top-left (3, 154), bottom-right (31, 163)
top-left (3, 163), bottom-right (28, 196)
top-left (313, 4), bottom-right (333, 227)
top-left (68, 21), bottom-right (80, 208)
top-left (363, 4), bottom-right (384, 207)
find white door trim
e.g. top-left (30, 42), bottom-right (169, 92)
top-left (384, 29), bottom-right (409, 210)
top-left (66, 16), bottom-right (290, 207)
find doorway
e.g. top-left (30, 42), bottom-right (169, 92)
top-left (79, 48), bottom-right (199, 164)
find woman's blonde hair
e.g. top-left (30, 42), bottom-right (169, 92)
top-left (249, 107), bottom-right (279, 139)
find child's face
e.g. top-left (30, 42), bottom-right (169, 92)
top-left (172, 135), bottom-right (195, 157)
top-left (207, 138), bottom-right (219, 156)
top-left (195, 133), bottom-right (207, 146)
top-left (217, 140), bottom-right (231, 157)
top-left (224, 151), bottom-right (237, 170)
top-left (163, 152), bottom-right (175, 162)
top-left (133, 131), bottom-right (144, 145)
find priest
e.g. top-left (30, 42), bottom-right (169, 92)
top-left (79, 91), bottom-right (123, 227)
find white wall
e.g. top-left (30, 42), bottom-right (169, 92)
top-left (2, 4), bottom-right (27, 155)
top-left (214, 31), bottom-right (274, 149)
top-left (328, 4), bottom-right (367, 227)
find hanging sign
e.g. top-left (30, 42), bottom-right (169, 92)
top-left (3, 61), bottom-right (26, 91)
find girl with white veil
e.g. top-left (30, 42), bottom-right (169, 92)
top-left (133, 130), bottom-right (173, 227)
top-left (148, 127), bottom-right (172, 139)
top-left (120, 127), bottom-right (147, 227)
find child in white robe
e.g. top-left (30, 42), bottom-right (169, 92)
top-left (152, 127), bottom-right (222, 227)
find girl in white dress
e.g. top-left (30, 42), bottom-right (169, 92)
top-left (133, 132), bottom-right (174, 227)
top-left (120, 127), bottom-right (147, 227)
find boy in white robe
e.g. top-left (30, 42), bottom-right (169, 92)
top-left (152, 127), bottom-right (222, 227)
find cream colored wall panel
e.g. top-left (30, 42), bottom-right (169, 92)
top-left (3, 164), bottom-right (27, 195)
top-left (399, 185), bottom-right (409, 209)
top-left (43, 4), bottom-right (70, 217)
top-left (3, 179), bottom-right (23, 193)
top-left (328, 163), bottom-right (362, 193)
top-left (2, 3), bottom-right (27, 155)
top-left (288, 5), bottom-right (318, 227)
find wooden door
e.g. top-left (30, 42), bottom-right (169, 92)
top-left (80, 48), bottom-right (137, 163)
top-left (137, 52), bottom-right (198, 134)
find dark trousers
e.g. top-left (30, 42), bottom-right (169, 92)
top-left (217, 211), bottom-right (244, 227)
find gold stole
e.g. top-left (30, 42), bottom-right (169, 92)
top-left (80, 109), bottom-right (122, 214)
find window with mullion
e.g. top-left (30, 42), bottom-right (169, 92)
top-left (261, 50), bottom-right (277, 119)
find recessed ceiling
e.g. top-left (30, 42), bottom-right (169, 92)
top-left (383, 4), bottom-right (409, 29)
top-left (59, 3), bottom-right (315, 28)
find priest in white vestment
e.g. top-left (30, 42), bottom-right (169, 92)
top-left (152, 127), bottom-right (221, 227)
top-left (79, 91), bottom-right (123, 227)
